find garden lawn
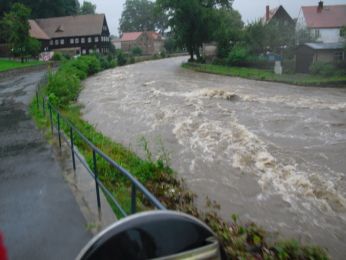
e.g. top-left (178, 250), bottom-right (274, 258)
top-left (0, 59), bottom-right (44, 72)
top-left (182, 63), bottom-right (346, 87)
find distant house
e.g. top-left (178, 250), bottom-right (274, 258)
top-left (262, 5), bottom-right (295, 28)
top-left (296, 42), bottom-right (344, 73)
top-left (29, 14), bottom-right (111, 56)
top-left (296, 2), bottom-right (346, 43)
top-left (120, 31), bottom-right (164, 55)
top-left (112, 39), bottom-right (121, 49)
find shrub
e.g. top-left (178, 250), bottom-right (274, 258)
top-left (131, 46), bottom-right (143, 56)
top-left (52, 52), bottom-right (63, 61)
top-left (160, 50), bottom-right (166, 58)
top-left (226, 43), bottom-right (251, 66)
top-left (309, 62), bottom-right (336, 77)
top-left (116, 50), bottom-right (127, 66)
top-left (47, 71), bottom-right (80, 107)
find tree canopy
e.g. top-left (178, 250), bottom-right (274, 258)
top-left (79, 1), bottom-right (96, 15)
top-left (119, 0), bottom-right (168, 35)
top-left (0, 0), bottom-right (80, 19)
top-left (1, 3), bottom-right (41, 61)
top-left (156, 0), bottom-right (237, 60)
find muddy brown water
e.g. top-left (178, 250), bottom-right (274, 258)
top-left (79, 57), bottom-right (346, 259)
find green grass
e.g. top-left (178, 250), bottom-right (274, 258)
top-left (0, 59), bottom-right (44, 72)
top-left (182, 63), bottom-right (346, 87)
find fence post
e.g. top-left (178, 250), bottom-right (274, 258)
top-left (36, 91), bottom-right (39, 110)
top-left (57, 113), bottom-right (62, 148)
top-left (93, 150), bottom-right (101, 211)
top-left (42, 97), bottom-right (46, 117)
top-left (70, 127), bottom-right (76, 170)
top-left (131, 183), bottom-right (137, 214)
top-left (49, 103), bottom-right (53, 134)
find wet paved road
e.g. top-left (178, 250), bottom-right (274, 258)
top-left (0, 72), bottom-right (91, 259)
top-left (80, 57), bottom-right (346, 259)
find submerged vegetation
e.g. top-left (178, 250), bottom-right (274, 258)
top-left (30, 55), bottom-right (329, 259)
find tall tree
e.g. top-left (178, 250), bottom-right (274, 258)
top-left (119, 0), bottom-right (168, 35)
top-left (1, 3), bottom-right (31, 62)
top-left (80, 1), bottom-right (96, 15)
top-left (1, 0), bottom-right (79, 19)
top-left (157, 0), bottom-right (233, 60)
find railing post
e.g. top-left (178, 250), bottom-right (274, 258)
top-left (42, 97), bottom-right (46, 117)
top-left (49, 103), bottom-right (53, 134)
top-left (93, 150), bottom-right (101, 211)
top-left (57, 113), bottom-right (62, 148)
top-left (131, 183), bottom-right (137, 214)
top-left (36, 91), bottom-right (39, 110)
top-left (70, 127), bottom-right (76, 170)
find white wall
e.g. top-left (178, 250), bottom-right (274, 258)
top-left (317, 28), bottom-right (344, 43)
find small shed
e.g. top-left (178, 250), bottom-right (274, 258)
top-left (296, 42), bottom-right (345, 73)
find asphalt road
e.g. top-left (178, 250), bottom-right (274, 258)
top-left (0, 71), bottom-right (92, 259)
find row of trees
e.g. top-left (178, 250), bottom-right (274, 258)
top-left (0, 0), bottom-right (96, 19)
top-left (119, 0), bottom-right (310, 62)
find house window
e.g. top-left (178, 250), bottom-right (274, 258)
top-left (75, 38), bottom-right (79, 44)
top-left (60, 39), bottom-right (64, 45)
top-left (82, 49), bottom-right (86, 54)
top-left (334, 51), bottom-right (344, 61)
top-left (96, 48), bottom-right (100, 53)
top-left (50, 40), bottom-right (53, 45)
top-left (88, 37), bottom-right (92, 43)
top-left (81, 38), bottom-right (85, 43)
top-left (89, 49), bottom-right (93, 54)
top-left (70, 38), bottom-right (74, 44)
top-left (55, 39), bottom-right (59, 45)
top-left (315, 29), bottom-right (320, 38)
top-left (95, 37), bottom-right (99, 42)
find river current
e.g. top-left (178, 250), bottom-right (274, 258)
top-left (79, 57), bottom-right (346, 259)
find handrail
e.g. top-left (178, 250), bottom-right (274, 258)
top-left (35, 85), bottom-right (166, 218)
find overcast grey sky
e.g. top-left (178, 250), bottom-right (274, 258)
top-left (80, 0), bottom-right (346, 35)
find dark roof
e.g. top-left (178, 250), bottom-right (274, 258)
top-left (29, 20), bottom-right (50, 40)
top-left (302, 5), bottom-right (346, 28)
top-left (303, 42), bottom-right (344, 50)
top-left (34, 14), bottom-right (106, 38)
top-left (262, 5), bottom-right (293, 24)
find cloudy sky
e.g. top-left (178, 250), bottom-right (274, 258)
top-left (80, 0), bottom-right (346, 35)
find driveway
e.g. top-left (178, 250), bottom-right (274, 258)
top-left (0, 71), bottom-right (91, 259)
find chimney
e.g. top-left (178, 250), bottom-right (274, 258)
top-left (317, 1), bottom-right (323, 12)
top-left (266, 5), bottom-right (270, 21)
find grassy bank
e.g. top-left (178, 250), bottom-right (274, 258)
top-left (0, 59), bottom-right (44, 72)
top-left (30, 55), bottom-right (329, 259)
top-left (182, 63), bottom-right (346, 87)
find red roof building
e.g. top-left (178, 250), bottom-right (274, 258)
top-left (296, 2), bottom-right (346, 43)
top-left (120, 31), bottom-right (164, 55)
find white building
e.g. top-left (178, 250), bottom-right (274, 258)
top-left (296, 1), bottom-right (346, 43)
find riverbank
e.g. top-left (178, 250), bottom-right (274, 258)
top-left (182, 62), bottom-right (346, 87)
top-left (31, 55), bottom-right (330, 259)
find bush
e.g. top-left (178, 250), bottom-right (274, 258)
top-left (116, 50), bottom-right (127, 66)
top-left (309, 62), bottom-right (336, 77)
top-left (47, 71), bottom-right (80, 107)
top-left (131, 46), bottom-right (143, 56)
top-left (52, 52), bottom-right (63, 61)
top-left (226, 43), bottom-right (251, 66)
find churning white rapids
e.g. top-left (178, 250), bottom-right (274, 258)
top-left (79, 57), bottom-right (346, 259)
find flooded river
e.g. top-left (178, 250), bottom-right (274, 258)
top-left (79, 57), bottom-right (346, 259)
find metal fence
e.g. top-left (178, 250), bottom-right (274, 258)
top-left (35, 91), bottom-right (166, 218)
